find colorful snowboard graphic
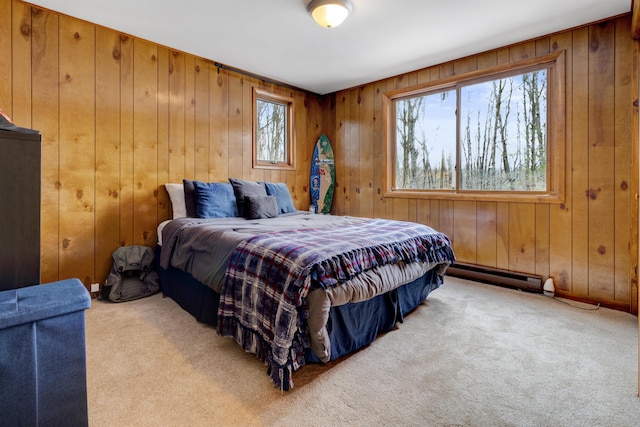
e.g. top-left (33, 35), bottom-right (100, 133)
top-left (310, 134), bottom-right (335, 214)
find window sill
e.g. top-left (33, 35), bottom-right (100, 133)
top-left (384, 189), bottom-right (564, 204)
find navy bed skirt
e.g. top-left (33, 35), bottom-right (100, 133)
top-left (156, 245), bottom-right (442, 363)
top-left (306, 269), bottom-right (441, 362)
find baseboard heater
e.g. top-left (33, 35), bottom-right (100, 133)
top-left (445, 262), bottom-right (543, 293)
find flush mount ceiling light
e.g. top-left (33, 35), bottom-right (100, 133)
top-left (307, 0), bottom-right (353, 29)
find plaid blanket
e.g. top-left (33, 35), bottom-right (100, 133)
top-left (216, 218), bottom-right (455, 390)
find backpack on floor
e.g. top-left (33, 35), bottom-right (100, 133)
top-left (99, 245), bottom-right (160, 302)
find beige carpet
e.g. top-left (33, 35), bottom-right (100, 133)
top-left (85, 276), bottom-right (640, 426)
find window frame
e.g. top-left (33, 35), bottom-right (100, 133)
top-left (383, 51), bottom-right (566, 203)
top-left (252, 87), bottom-right (296, 171)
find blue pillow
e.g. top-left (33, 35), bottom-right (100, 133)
top-left (193, 181), bottom-right (238, 218)
top-left (265, 182), bottom-right (296, 214)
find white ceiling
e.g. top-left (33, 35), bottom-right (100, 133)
top-left (27, 0), bottom-right (631, 95)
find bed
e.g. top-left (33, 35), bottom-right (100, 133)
top-left (158, 179), bottom-right (455, 390)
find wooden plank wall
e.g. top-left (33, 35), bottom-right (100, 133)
top-left (327, 15), bottom-right (638, 312)
top-left (1, 0), bottom-right (322, 289)
top-left (2, 2), bottom-right (637, 313)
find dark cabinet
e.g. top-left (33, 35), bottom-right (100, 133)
top-left (0, 130), bottom-right (41, 290)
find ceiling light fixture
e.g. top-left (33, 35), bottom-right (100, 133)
top-left (307, 0), bottom-right (353, 29)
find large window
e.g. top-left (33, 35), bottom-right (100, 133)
top-left (253, 88), bottom-right (295, 170)
top-left (386, 52), bottom-right (565, 202)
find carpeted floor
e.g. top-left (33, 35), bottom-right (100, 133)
top-left (85, 276), bottom-right (640, 426)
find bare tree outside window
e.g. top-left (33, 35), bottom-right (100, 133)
top-left (256, 99), bottom-right (286, 163)
top-left (460, 70), bottom-right (547, 191)
top-left (396, 90), bottom-right (456, 190)
top-left (393, 67), bottom-right (548, 193)
top-left (253, 88), bottom-right (295, 170)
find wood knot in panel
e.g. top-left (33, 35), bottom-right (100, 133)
top-left (552, 41), bottom-right (558, 50)
top-left (109, 189), bottom-right (118, 198)
top-left (137, 182), bottom-right (143, 189)
top-left (73, 32), bottom-right (80, 40)
top-left (153, 189), bottom-right (158, 197)
top-left (55, 181), bottom-right (62, 189)
top-left (112, 48), bottom-right (121, 61)
top-left (120, 35), bottom-right (129, 42)
top-left (62, 238), bottom-right (70, 249)
top-left (620, 180), bottom-right (628, 191)
top-left (31, 8), bottom-right (41, 16)
top-left (195, 64), bottom-right (200, 73)
top-left (20, 21), bottom-right (31, 37)
top-left (559, 203), bottom-right (567, 211)
top-left (355, 187), bottom-right (360, 194)
top-left (558, 270), bottom-right (569, 290)
top-left (76, 189), bottom-right (83, 199)
top-left (151, 54), bottom-right (157, 62)
top-left (217, 76), bottom-right (223, 87)
top-left (585, 188), bottom-right (600, 200)
top-left (143, 231), bottom-right (149, 240)
top-left (597, 245), bottom-right (606, 255)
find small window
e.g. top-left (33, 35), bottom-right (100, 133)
top-left (385, 52), bottom-right (565, 203)
top-left (253, 88), bottom-right (295, 170)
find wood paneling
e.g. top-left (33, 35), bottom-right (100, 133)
top-left (3, 1), bottom-right (637, 311)
top-left (58, 16), bottom-right (96, 286)
top-left (2, 1), bottom-right (321, 291)
top-left (95, 27), bottom-right (122, 282)
top-left (31, 6), bottom-right (59, 283)
top-left (327, 15), bottom-right (638, 312)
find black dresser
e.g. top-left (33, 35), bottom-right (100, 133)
top-left (0, 130), bottom-right (41, 290)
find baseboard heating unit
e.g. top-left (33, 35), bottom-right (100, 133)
top-left (446, 262), bottom-right (543, 293)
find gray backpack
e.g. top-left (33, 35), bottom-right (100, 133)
top-left (100, 245), bottom-right (160, 302)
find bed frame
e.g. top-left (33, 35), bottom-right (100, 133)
top-left (156, 245), bottom-right (443, 363)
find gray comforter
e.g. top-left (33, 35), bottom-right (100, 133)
top-left (159, 212), bottom-right (451, 362)
top-left (160, 212), bottom-right (372, 293)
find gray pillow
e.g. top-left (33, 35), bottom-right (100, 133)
top-left (182, 179), bottom-right (197, 217)
top-left (243, 195), bottom-right (279, 219)
top-left (228, 178), bottom-right (267, 217)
